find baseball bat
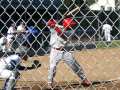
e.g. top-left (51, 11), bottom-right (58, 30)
top-left (66, 6), bottom-right (80, 16)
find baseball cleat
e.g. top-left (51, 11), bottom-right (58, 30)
top-left (47, 82), bottom-right (53, 89)
top-left (81, 78), bottom-right (92, 87)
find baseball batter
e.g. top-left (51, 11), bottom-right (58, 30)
top-left (47, 19), bottom-right (91, 87)
top-left (102, 24), bottom-right (112, 43)
top-left (7, 23), bottom-right (16, 51)
top-left (0, 51), bottom-right (28, 90)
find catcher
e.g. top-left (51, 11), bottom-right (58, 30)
top-left (0, 49), bottom-right (40, 90)
top-left (0, 51), bottom-right (27, 90)
top-left (47, 17), bottom-right (91, 88)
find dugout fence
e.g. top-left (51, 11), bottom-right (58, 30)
top-left (0, 0), bottom-right (120, 54)
top-left (0, 0), bottom-right (120, 90)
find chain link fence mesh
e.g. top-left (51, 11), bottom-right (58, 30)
top-left (0, 0), bottom-right (120, 90)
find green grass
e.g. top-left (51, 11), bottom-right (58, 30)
top-left (96, 40), bottom-right (120, 48)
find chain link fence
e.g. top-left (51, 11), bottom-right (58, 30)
top-left (0, 0), bottom-right (120, 90)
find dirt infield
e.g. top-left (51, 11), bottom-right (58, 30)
top-left (1, 48), bottom-right (120, 90)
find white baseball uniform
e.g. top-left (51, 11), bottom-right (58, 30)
top-left (0, 54), bottom-right (21, 90)
top-left (102, 24), bottom-right (112, 42)
top-left (48, 28), bottom-right (87, 84)
top-left (0, 54), bottom-right (20, 78)
top-left (7, 26), bottom-right (16, 43)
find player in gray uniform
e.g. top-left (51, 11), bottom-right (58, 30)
top-left (0, 51), bottom-right (28, 90)
top-left (47, 19), bottom-right (91, 88)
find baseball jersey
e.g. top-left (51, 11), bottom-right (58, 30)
top-left (50, 28), bottom-right (66, 48)
top-left (0, 55), bottom-right (21, 69)
top-left (102, 24), bottom-right (112, 34)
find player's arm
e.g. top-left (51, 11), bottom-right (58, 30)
top-left (17, 64), bottom-right (33, 70)
top-left (16, 30), bottom-right (26, 34)
top-left (7, 31), bottom-right (27, 35)
top-left (47, 19), bottom-right (67, 40)
top-left (17, 60), bottom-right (41, 70)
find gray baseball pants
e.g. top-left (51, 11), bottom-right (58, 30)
top-left (48, 48), bottom-right (87, 83)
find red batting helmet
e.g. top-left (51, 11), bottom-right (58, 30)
top-left (62, 18), bottom-right (77, 29)
top-left (48, 19), bottom-right (56, 28)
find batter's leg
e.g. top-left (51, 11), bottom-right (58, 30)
top-left (48, 62), bottom-right (57, 84)
top-left (63, 52), bottom-right (87, 80)
top-left (48, 49), bottom-right (62, 85)
top-left (63, 52), bottom-right (92, 86)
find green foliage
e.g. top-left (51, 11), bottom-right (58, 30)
top-left (86, 0), bottom-right (95, 6)
top-left (96, 40), bottom-right (120, 48)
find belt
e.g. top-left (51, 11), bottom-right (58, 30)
top-left (53, 47), bottom-right (65, 51)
